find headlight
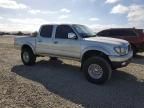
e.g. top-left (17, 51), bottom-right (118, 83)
top-left (114, 46), bottom-right (128, 55)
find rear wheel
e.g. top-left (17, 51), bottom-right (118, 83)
top-left (82, 56), bottom-right (112, 84)
top-left (21, 48), bottom-right (36, 65)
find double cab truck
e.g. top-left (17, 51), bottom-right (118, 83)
top-left (14, 24), bottom-right (133, 84)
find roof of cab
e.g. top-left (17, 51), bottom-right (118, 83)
top-left (41, 24), bottom-right (82, 26)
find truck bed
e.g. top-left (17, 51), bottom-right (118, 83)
top-left (14, 36), bottom-right (36, 50)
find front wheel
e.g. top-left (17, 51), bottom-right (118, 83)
top-left (21, 48), bottom-right (36, 65)
top-left (82, 56), bottom-right (112, 84)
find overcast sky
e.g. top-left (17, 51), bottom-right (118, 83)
top-left (0, 0), bottom-right (144, 32)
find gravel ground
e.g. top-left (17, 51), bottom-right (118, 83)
top-left (0, 36), bottom-right (144, 108)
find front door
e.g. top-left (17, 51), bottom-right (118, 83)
top-left (51, 25), bottom-right (81, 58)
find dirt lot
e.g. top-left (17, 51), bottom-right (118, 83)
top-left (0, 36), bottom-right (144, 108)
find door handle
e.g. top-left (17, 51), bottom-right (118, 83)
top-left (54, 41), bottom-right (58, 44)
top-left (38, 40), bottom-right (42, 42)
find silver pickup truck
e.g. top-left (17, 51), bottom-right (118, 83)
top-left (14, 24), bottom-right (133, 84)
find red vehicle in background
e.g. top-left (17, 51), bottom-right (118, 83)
top-left (97, 28), bottom-right (144, 56)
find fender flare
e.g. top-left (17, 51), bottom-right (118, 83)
top-left (21, 42), bottom-right (36, 54)
top-left (81, 46), bottom-right (111, 60)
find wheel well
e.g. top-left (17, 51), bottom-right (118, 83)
top-left (82, 50), bottom-right (111, 64)
top-left (22, 45), bottom-right (33, 52)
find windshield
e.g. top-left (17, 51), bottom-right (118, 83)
top-left (73, 25), bottom-right (96, 38)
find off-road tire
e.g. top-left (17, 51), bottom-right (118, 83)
top-left (82, 56), bottom-right (112, 84)
top-left (21, 48), bottom-right (36, 65)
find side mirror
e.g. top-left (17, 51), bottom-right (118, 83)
top-left (68, 33), bottom-right (77, 39)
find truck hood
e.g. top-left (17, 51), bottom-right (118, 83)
top-left (84, 37), bottom-right (128, 46)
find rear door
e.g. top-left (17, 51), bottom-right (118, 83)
top-left (36, 25), bottom-right (54, 54)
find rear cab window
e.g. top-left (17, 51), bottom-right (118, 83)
top-left (40, 25), bottom-right (53, 38)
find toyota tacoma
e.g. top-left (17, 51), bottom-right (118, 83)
top-left (14, 24), bottom-right (133, 84)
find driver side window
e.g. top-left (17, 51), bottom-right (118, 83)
top-left (55, 25), bottom-right (76, 39)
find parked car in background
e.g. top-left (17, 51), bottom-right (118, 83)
top-left (97, 28), bottom-right (144, 55)
top-left (14, 24), bottom-right (133, 84)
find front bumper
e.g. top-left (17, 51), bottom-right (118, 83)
top-left (111, 59), bottom-right (131, 69)
top-left (109, 51), bottom-right (133, 69)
